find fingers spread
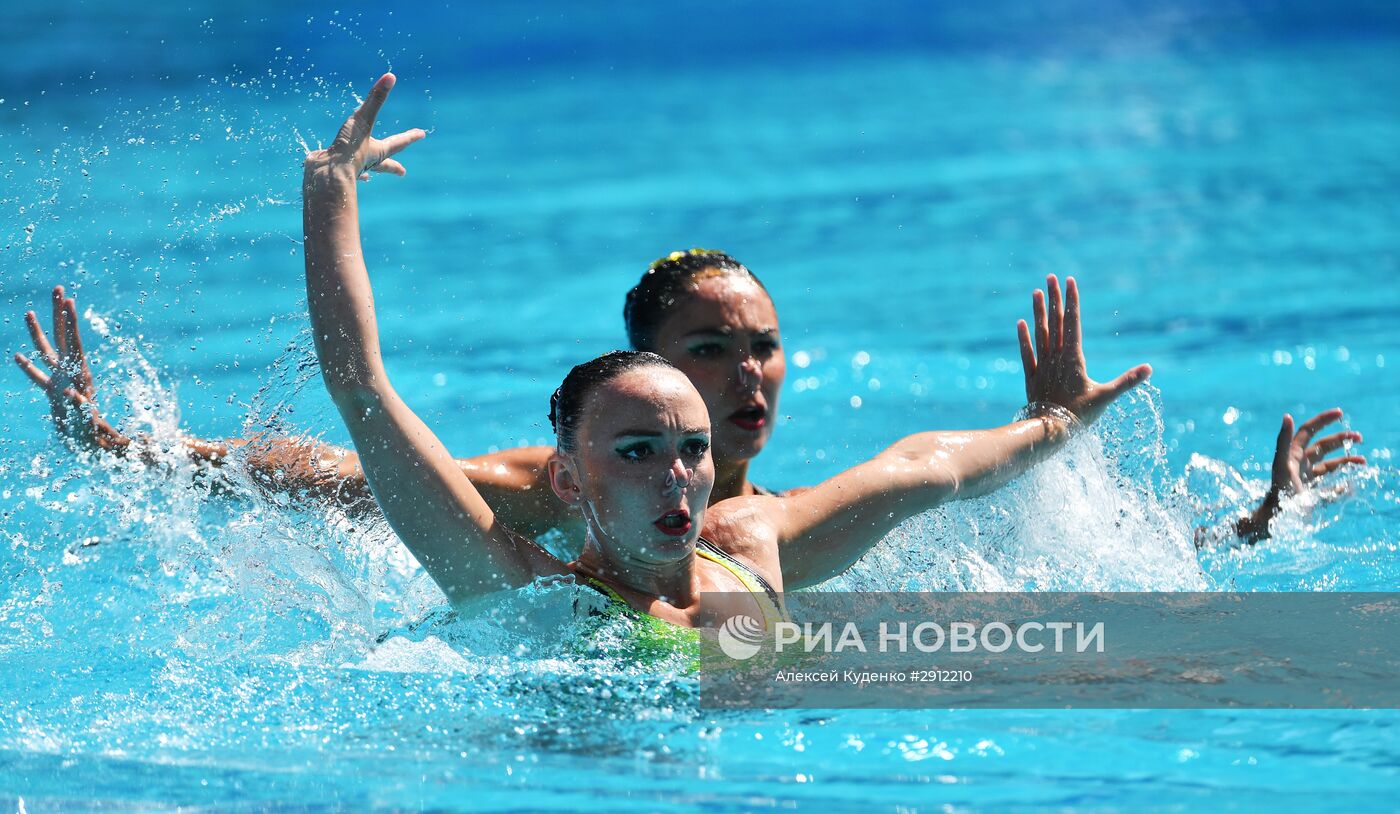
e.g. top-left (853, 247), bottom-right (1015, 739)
top-left (1293, 407), bottom-right (1345, 448)
top-left (25, 310), bottom-right (58, 368)
top-left (14, 352), bottom-right (51, 388)
top-left (1046, 274), bottom-right (1063, 352)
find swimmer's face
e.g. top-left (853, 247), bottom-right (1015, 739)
top-left (651, 273), bottom-right (785, 468)
top-left (552, 366), bottom-right (715, 564)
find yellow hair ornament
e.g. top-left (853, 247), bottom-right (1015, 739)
top-left (650, 247), bottom-right (727, 270)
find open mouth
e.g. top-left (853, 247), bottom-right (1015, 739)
top-left (653, 509), bottom-right (692, 537)
top-left (728, 404), bottom-right (767, 432)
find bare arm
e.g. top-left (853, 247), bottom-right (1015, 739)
top-left (238, 440), bottom-right (576, 535)
top-left (13, 285), bottom-right (379, 503)
top-left (229, 438), bottom-right (570, 534)
top-left (771, 275), bottom-right (1152, 589)
top-left (13, 306), bottom-right (573, 529)
top-left (302, 73), bottom-right (565, 603)
top-left (769, 418), bottom-right (1070, 589)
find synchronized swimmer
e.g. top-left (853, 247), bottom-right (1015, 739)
top-left (15, 74), bottom-right (1367, 627)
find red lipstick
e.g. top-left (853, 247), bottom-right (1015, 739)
top-left (728, 404), bottom-right (767, 432)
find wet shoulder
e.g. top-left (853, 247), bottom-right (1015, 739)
top-left (701, 497), bottom-right (784, 590)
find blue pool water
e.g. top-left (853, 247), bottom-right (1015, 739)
top-left (2, 2), bottom-right (1398, 810)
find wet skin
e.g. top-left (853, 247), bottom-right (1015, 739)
top-left (545, 364), bottom-right (781, 620)
top-left (552, 366), bottom-right (717, 580)
top-left (649, 273), bottom-right (786, 493)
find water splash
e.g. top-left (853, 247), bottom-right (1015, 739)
top-left (828, 385), bottom-right (1389, 593)
top-left (0, 18), bottom-right (1395, 805)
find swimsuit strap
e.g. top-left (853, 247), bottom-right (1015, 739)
top-left (695, 536), bottom-right (789, 628)
top-left (583, 574), bottom-right (628, 606)
top-left (576, 540), bottom-right (790, 629)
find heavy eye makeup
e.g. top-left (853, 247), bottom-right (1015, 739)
top-left (615, 435), bottom-right (710, 462)
top-left (685, 329), bottom-right (780, 360)
top-left (686, 337), bottom-right (727, 359)
top-left (616, 440), bottom-right (655, 462)
top-left (751, 333), bottom-right (780, 359)
top-left (680, 436), bottom-right (711, 459)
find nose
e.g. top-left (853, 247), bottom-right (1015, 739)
top-left (737, 356), bottom-right (762, 392)
top-left (661, 458), bottom-right (694, 495)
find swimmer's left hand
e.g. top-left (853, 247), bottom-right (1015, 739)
top-left (1267, 409), bottom-right (1366, 496)
top-left (1016, 274), bottom-right (1152, 427)
top-left (1234, 408), bottom-right (1367, 542)
top-left (303, 72), bottom-right (427, 185)
top-left (14, 285), bottom-right (133, 454)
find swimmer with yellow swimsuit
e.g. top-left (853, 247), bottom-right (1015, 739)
top-left (292, 73), bottom-right (1158, 632)
top-left (15, 74), bottom-right (1368, 632)
top-left (583, 536), bottom-right (789, 630)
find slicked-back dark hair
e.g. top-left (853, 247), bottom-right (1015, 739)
top-left (548, 350), bottom-right (679, 453)
top-left (623, 249), bottom-right (770, 352)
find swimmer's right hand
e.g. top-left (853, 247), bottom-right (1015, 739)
top-left (14, 285), bottom-right (133, 454)
top-left (1016, 274), bottom-right (1153, 427)
top-left (302, 72), bottom-right (426, 185)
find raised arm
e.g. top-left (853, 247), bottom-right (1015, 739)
top-left (302, 72), bottom-right (565, 603)
top-left (769, 275), bottom-right (1151, 589)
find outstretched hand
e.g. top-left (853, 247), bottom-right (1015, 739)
top-left (303, 73), bottom-right (426, 184)
top-left (13, 285), bottom-right (131, 453)
top-left (1232, 408), bottom-right (1366, 543)
top-left (1268, 409), bottom-right (1366, 496)
top-left (1016, 274), bottom-right (1152, 426)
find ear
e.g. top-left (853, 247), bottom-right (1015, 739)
top-left (547, 452), bottom-right (583, 507)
